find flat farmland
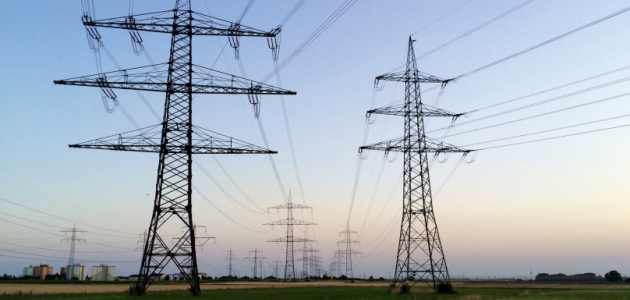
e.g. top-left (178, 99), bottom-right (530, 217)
top-left (1, 281), bottom-right (630, 299)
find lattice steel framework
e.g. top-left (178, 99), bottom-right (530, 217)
top-left (359, 37), bottom-right (470, 289)
top-left (54, 0), bottom-right (295, 295)
top-left (264, 192), bottom-right (315, 282)
top-left (336, 229), bottom-right (361, 278)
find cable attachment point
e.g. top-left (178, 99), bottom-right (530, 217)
top-left (435, 152), bottom-right (450, 163)
top-left (97, 75), bottom-right (118, 102)
top-left (248, 84), bottom-right (262, 118)
top-left (463, 151), bottom-right (478, 164)
top-left (268, 27), bottom-right (282, 62)
top-left (228, 23), bottom-right (241, 60)
top-left (126, 16), bottom-right (144, 56)
top-left (374, 79), bottom-right (385, 91)
top-left (385, 151), bottom-right (398, 163)
top-left (82, 15), bottom-right (102, 52)
top-left (358, 149), bottom-right (368, 160)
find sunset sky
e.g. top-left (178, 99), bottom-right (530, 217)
top-left (1, 0), bottom-right (630, 279)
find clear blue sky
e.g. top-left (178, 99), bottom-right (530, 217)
top-left (1, 0), bottom-right (630, 279)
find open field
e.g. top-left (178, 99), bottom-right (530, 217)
top-left (1, 281), bottom-right (630, 299)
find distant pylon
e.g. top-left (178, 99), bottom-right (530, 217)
top-left (61, 223), bottom-right (86, 267)
top-left (271, 260), bottom-right (284, 278)
top-left (359, 37), bottom-right (472, 289)
top-left (244, 249), bottom-right (266, 279)
top-left (336, 229), bottom-right (361, 278)
top-left (264, 191), bottom-right (315, 281)
top-left (227, 249), bottom-right (235, 277)
top-left (136, 230), bottom-right (148, 252)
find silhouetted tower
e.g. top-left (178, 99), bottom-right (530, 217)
top-left (61, 223), bottom-right (86, 267)
top-left (54, 0), bottom-right (294, 295)
top-left (336, 229), bottom-right (361, 278)
top-left (264, 191), bottom-right (315, 281)
top-left (244, 249), bottom-right (266, 279)
top-left (227, 249), bottom-right (235, 277)
top-left (271, 260), bottom-right (284, 278)
top-left (136, 230), bottom-right (148, 252)
top-left (296, 240), bottom-right (320, 278)
top-left (359, 37), bottom-right (470, 289)
top-left (176, 224), bottom-right (215, 250)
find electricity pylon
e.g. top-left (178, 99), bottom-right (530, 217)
top-left (61, 223), bottom-right (86, 267)
top-left (264, 192), bottom-right (315, 281)
top-left (227, 249), bottom-right (235, 277)
top-left (54, 0), bottom-right (295, 295)
top-left (271, 260), bottom-right (284, 278)
top-left (296, 238), bottom-right (320, 278)
top-left (244, 249), bottom-right (266, 279)
top-left (336, 229), bottom-right (361, 278)
top-left (359, 37), bottom-right (471, 289)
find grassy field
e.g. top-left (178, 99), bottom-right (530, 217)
top-left (1, 284), bottom-right (630, 300)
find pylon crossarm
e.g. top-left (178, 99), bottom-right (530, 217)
top-left (367, 103), bottom-right (464, 118)
top-left (54, 63), bottom-right (296, 95)
top-left (267, 203), bottom-right (312, 211)
top-left (264, 219), bottom-right (317, 226)
top-left (68, 124), bottom-right (277, 154)
top-left (359, 137), bottom-right (472, 154)
top-left (375, 70), bottom-right (446, 84)
top-left (84, 10), bottom-right (280, 37)
top-left (267, 237), bottom-right (315, 243)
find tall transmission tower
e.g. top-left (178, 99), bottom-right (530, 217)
top-left (61, 223), bottom-right (86, 267)
top-left (335, 229), bottom-right (361, 278)
top-left (264, 192), bottom-right (315, 281)
top-left (359, 37), bottom-right (471, 289)
top-left (54, 1), bottom-right (295, 295)
top-left (244, 249), bottom-right (266, 279)
top-left (227, 249), bottom-right (235, 277)
top-left (270, 260), bottom-right (284, 278)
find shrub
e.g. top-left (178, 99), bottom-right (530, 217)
top-left (605, 271), bottom-right (623, 283)
top-left (400, 283), bottom-right (411, 293)
top-left (436, 282), bottom-right (455, 294)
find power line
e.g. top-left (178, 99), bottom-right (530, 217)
top-left (464, 113), bottom-right (630, 147)
top-left (261, 0), bottom-right (358, 83)
top-left (480, 122), bottom-right (630, 150)
top-left (0, 181), bottom-right (142, 223)
top-left (431, 74), bottom-right (630, 135)
top-left (415, 0), bottom-right (534, 61)
top-left (410, 0), bottom-right (474, 36)
top-left (280, 0), bottom-right (307, 27)
top-left (455, 4), bottom-right (630, 80)
top-left (469, 65), bottom-right (630, 113)
top-left (0, 196), bottom-right (137, 236)
top-left (442, 92), bottom-right (630, 139)
top-left (420, 4), bottom-right (630, 94)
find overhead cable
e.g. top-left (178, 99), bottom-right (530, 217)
top-left (410, 0), bottom-right (474, 36)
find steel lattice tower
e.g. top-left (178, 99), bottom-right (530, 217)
top-left (227, 249), bottom-right (235, 277)
top-left (264, 192), bottom-right (315, 281)
top-left (54, 0), bottom-right (295, 295)
top-left (61, 223), bottom-right (86, 267)
top-left (244, 249), bottom-right (266, 279)
top-left (336, 229), bottom-right (361, 278)
top-left (359, 37), bottom-right (470, 289)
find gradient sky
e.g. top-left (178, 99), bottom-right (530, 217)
top-left (1, 0), bottom-right (630, 279)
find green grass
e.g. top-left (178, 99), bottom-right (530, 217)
top-left (1, 286), bottom-right (630, 300)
